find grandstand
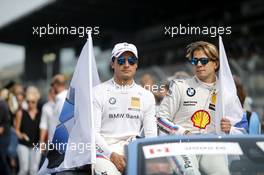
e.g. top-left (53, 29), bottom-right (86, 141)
top-left (0, 0), bottom-right (263, 123)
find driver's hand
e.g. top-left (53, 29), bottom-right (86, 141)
top-left (110, 152), bottom-right (126, 173)
top-left (221, 118), bottom-right (231, 134)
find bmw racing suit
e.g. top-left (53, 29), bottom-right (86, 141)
top-left (93, 79), bottom-right (157, 175)
top-left (158, 76), bottom-right (247, 135)
top-left (157, 76), bottom-right (247, 175)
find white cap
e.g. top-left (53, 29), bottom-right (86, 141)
top-left (111, 42), bottom-right (138, 59)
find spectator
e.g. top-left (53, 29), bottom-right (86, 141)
top-left (39, 87), bottom-right (56, 152)
top-left (8, 84), bottom-right (27, 173)
top-left (0, 99), bottom-right (11, 175)
top-left (140, 73), bottom-right (167, 107)
top-left (50, 74), bottom-right (68, 120)
top-left (167, 71), bottom-right (191, 81)
top-left (234, 75), bottom-right (261, 134)
top-left (13, 84), bottom-right (28, 111)
top-left (15, 86), bottom-right (41, 175)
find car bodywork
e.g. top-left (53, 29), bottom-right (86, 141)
top-left (126, 135), bottom-right (264, 175)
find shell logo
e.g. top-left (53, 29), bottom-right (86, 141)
top-left (191, 110), bottom-right (211, 129)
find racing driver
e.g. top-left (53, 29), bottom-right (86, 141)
top-left (93, 42), bottom-right (157, 175)
top-left (157, 41), bottom-right (247, 175)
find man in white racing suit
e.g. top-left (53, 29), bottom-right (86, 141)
top-left (158, 76), bottom-right (247, 135)
top-left (93, 42), bottom-right (157, 175)
top-left (158, 41), bottom-right (247, 175)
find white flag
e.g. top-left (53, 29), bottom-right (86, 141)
top-left (38, 32), bottom-right (100, 174)
top-left (215, 36), bottom-right (244, 134)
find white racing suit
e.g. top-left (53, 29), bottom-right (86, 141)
top-left (93, 79), bottom-right (157, 175)
top-left (157, 76), bottom-right (247, 175)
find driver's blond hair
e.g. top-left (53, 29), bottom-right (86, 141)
top-left (186, 41), bottom-right (219, 61)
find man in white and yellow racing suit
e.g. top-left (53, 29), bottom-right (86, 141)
top-left (157, 41), bottom-right (247, 175)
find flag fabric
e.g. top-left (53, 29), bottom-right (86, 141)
top-left (38, 32), bottom-right (100, 174)
top-left (215, 36), bottom-right (244, 134)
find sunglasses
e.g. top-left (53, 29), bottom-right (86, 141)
top-left (27, 100), bottom-right (36, 104)
top-left (190, 57), bottom-right (212, 65)
top-left (116, 56), bottom-right (138, 65)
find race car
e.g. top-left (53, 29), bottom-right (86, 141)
top-left (126, 135), bottom-right (264, 175)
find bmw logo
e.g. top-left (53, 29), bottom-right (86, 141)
top-left (186, 87), bottom-right (196, 97)
top-left (109, 97), bottom-right (116, 105)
